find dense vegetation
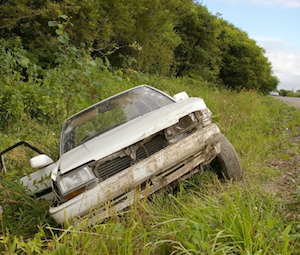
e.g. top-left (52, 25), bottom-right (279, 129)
top-left (1, 0), bottom-right (299, 254)
top-left (1, 0), bottom-right (278, 98)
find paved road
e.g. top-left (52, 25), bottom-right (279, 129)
top-left (275, 96), bottom-right (300, 109)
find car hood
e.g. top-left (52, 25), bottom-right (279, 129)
top-left (55, 97), bottom-right (208, 176)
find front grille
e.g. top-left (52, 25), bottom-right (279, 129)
top-left (136, 134), bottom-right (167, 160)
top-left (94, 133), bottom-right (168, 181)
top-left (95, 155), bottom-right (132, 181)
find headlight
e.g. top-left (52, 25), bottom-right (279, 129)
top-left (165, 113), bottom-right (199, 142)
top-left (195, 109), bottom-right (212, 127)
top-left (57, 165), bottom-right (97, 201)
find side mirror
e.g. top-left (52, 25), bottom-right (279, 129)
top-left (30, 154), bottom-right (54, 169)
top-left (173, 92), bottom-right (189, 102)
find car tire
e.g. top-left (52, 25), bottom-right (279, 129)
top-left (210, 135), bottom-right (242, 180)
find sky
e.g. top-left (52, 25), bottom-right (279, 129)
top-left (201, 0), bottom-right (300, 92)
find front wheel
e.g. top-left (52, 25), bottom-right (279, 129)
top-left (210, 135), bottom-right (242, 180)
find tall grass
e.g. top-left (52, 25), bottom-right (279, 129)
top-left (1, 72), bottom-right (300, 254)
top-left (151, 182), bottom-right (299, 254)
top-left (2, 181), bottom-right (299, 254)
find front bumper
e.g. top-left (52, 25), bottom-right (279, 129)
top-left (50, 123), bottom-right (221, 225)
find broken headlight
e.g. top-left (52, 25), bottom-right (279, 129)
top-left (195, 109), bottom-right (212, 127)
top-left (57, 165), bottom-right (97, 201)
top-left (165, 113), bottom-right (199, 143)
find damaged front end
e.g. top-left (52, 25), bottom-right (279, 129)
top-left (50, 108), bottom-right (221, 225)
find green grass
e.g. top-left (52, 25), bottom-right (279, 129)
top-left (2, 182), bottom-right (299, 254)
top-left (1, 72), bottom-right (300, 254)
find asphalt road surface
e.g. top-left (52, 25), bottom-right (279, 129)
top-left (275, 96), bottom-right (300, 109)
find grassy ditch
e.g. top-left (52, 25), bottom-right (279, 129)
top-left (1, 74), bottom-right (300, 254)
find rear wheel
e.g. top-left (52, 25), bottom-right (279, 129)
top-left (210, 135), bottom-right (242, 180)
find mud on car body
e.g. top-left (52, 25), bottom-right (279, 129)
top-left (0, 85), bottom-right (242, 226)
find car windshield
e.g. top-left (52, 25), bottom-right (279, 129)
top-left (61, 86), bottom-right (174, 154)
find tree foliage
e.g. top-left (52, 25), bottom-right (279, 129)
top-left (218, 22), bottom-right (278, 92)
top-left (173, 3), bottom-right (221, 80)
top-left (0, 0), bottom-right (279, 109)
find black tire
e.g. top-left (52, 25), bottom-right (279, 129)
top-left (210, 135), bottom-right (242, 180)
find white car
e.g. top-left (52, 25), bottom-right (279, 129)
top-left (270, 91), bottom-right (279, 96)
top-left (1, 85), bottom-right (242, 226)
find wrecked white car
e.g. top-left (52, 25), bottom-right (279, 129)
top-left (1, 85), bottom-right (242, 225)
